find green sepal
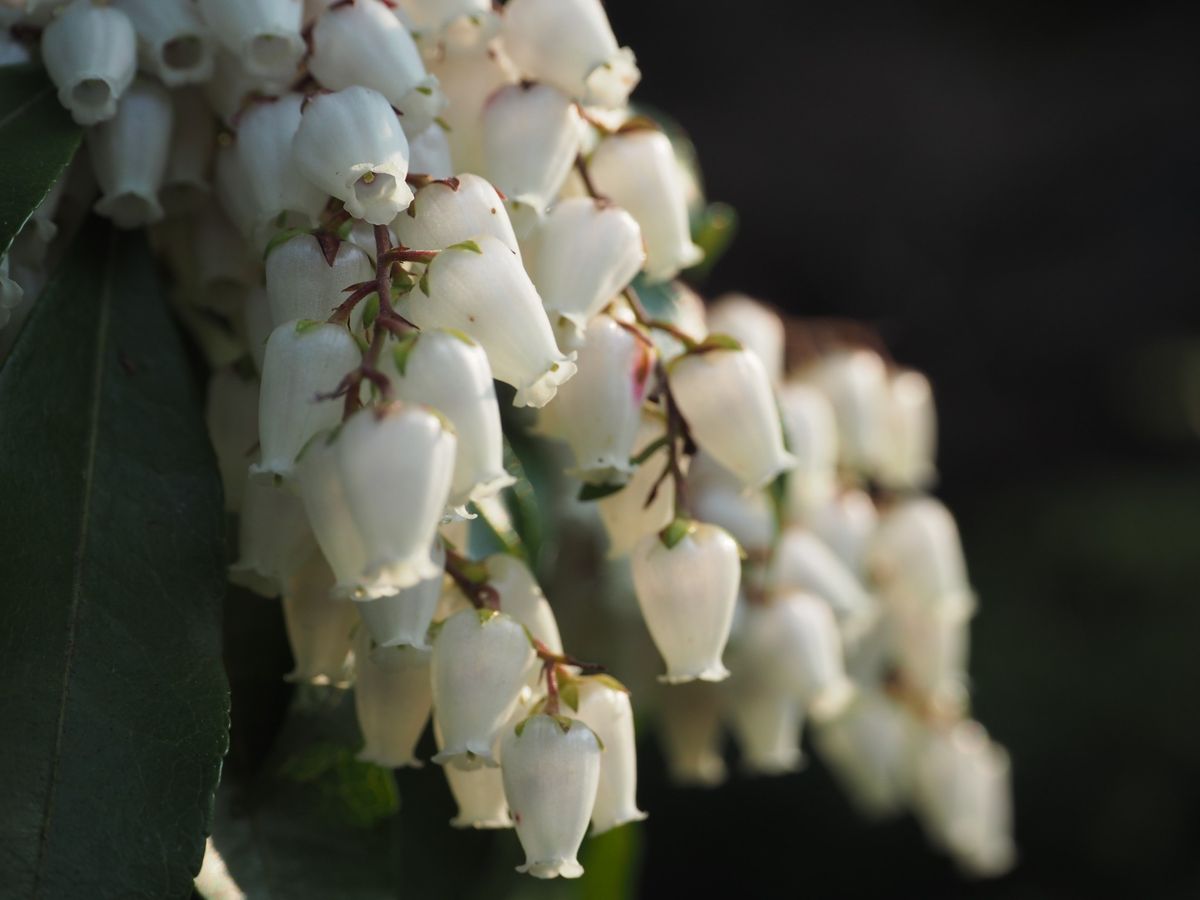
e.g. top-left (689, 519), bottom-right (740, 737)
top-left (262, 226), bottom-right (309, 261)
top-left (443, 327), bottom-right (477, 347)
top-left (659, 517), bottom-right (695, 549)
top-left (426, 619), bottom-right (445, 643)
top-left (694, 333), bottom-right (743, 353)
top-left (390, 331), bottom-right (420, 376)
top-left (445, 239), bottom-right (482, 254)
top-left (476, 607), bottom-right (500, 626)
top-left (295, 318), bottom-right (325, 334)
top-left (415, 85), bottom-right (433, 96)
top-left (577, 481), bottom-right (626, 502)
top-left (629, 435), bottom-right (670, 467)
top-left (360, 293), bottom-right (380, 330)
top-left (582, 672), bottom-right (631, 695)
top-left (558, 673), bottom-right (580, 712)
top-left (434, 116), bottom-right (452, 132)
top-left (418, 270), bottom-right (430, 296)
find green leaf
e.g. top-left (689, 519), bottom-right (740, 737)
top-left (0, 219), bottom-right (229, 896)
top-left (0, 65), bottom-right (82, 258)
top-left (687, 201), bottom-right (738, 279)
top-left (577, 480), bottom-right (627, 502)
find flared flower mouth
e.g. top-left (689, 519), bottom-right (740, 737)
top-left (63, 78), bottom-right (118, 124)
top-left (156, 35), bottom-right (214, 85)
top-left (582, 47), bottom-right (641, 109)
top-left (517, 858), bottom-right (584, 880)
top-left (659, 661), bottom-right (731, 685)
top-left (242, 31), bottom-right (305, 80)
top-left (590, 808), bottom-right (648, 836)
top-left (450, 812), bottom-right (513, 830)
top-left (357, 748), bottom-right (423, 769)
top-left (432, 744), bottom-right (500, 770)
top-left (347, 168), bottom-right (416, 225)
top-left (513, 357), bottom-right (578, 408)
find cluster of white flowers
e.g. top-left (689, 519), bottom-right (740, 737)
top-left (0, 0), bottom-right (1013, 882)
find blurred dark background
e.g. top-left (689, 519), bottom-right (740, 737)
top-left (605, 0), bottom-right (1200, 897)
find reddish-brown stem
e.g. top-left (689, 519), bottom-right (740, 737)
top-left (645, 357), bottom-right (693, 518)
top-left (624, 285), bottom-right (697, 349)
top-left (574, 153), bottom-right (608, 204)
top-left (380, 247), bottom-right (438, 266)
top-left (533, 639), bottom-right (605, 674)
top-left (444, 547), bottom-right (500, 611)
top-left (543, 661), bottom-right (560, 715)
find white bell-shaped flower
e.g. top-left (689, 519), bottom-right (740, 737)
top-left (669, 347), bottom-right (795, 490)
top-left (437, 719), bottom-right (514, 828)
top-left (380, 329), bottom-right (513, 509)
top-left (253, 320), bottom-right (360, 481)
top-left (265, 232), bottom-right (374, 328)
top-left (205, 366), bottom-right (259, 512)
top-left (777, 381), bottom-right (839, 519)
top-left (41, 0), bottom-right (136, 125)
top-left (806, 349), bottom-right (890, 476)
top-left (309, 0), bottom-right (446, 138)
top-left (281, 552), bottom-right (356, 685)
top-left (356, 541), bottom-right (445, 650)
top-left (353, 629), bottom-right (433, 768)
top-left (574, 676), bottom-right (646, 834)
top-left (428, 42), bottom-right (517, 175)
top-left (114, 0), bottom-right (214, 86)
top-left (431, 609), bottom-right (536, 768)
top-left (481, 83), bottom-right (582, 235)
top-left (524, 197), bottom-right (643, 337)
top-left (393, 174), bottom-right (519, 255)
top-left (236, 95), bottom-right (329, 243)
top-left (501, 714), bottom-right (601, 879)
top-left (196, 0), bottom-right (304, 81)
top-left (892, 603), bottom-right (971, 710)
top-left (808, 489), bottom-right (878, 576)
top-left (297, 428), bottom-right (371, 597)
top-left (484, 554), bottom-right (562, 653)
top-left (743, 592), bottom-right (856, 720)
top-left (659, 680), bottom-right (727, 786)
top-left (398, 0), bottom-right (497, 50)
top-left (770, 528), bottom-right (877, 637)
top-left (213, 137), bottom-right (258, 239)
top-left (398, 235), bottom-right (576, 407)
top-left (595, 415), bottom-right (680, 559)
top-left (631, 521), bottom-right (740, 683)
top-left (812, 691), bottom-right (910, 819)
top-left (87, 78), bottom-right (172, 228)
top-left (408, 124), bottom-right (454, 179)
top-left (879, 368), bottom-right (938, 491)
top-left (870, 497), bottom-right (975, 617)
top-left (336, 404), bottom-right (456, 593)
top-left (588, 130), bottom-right (702, 282)
top-left (548, 315), bottom-right (652, 484)
top-left (502, 0), bottom-right (639, 108)
top-left (162, 88), bottom-right (217, 214)
top-left (229, 475), bottom-right (318, 596)
top-left (726, 674), bottom-right (805, 775)
top-left (293, 86), bottom-right (414, 225)
top-left (689, 453), bottom-right (776, 558)
top-left (204, 46), bottom-right (289, 126)
top-left (706, 294), bottom-right (786, 385)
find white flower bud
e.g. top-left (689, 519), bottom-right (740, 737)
top-left (407, 123), bottom-right (454, 180)
top-left (574, 677), bottom-right (646, 833)
top-left (293, 86), bottom-right (415, 225)
top-left (162, 88), bottom-right (217, 215)
top-left (336, 404), bottom-right (456, 593)
top-left (481, 83), bottom-right (582, 235)
top-left (812, 691), bottom-right (910, 818)
top-left (297, 428), bottom-right (371, 597)
top-left (726, 676), bottom-right (804, 776)
top-left (253, 320), bottom-right (359, 481)
top-left (548, 315), bottom-right (652, 484)
top-left (196, 0), bottom-right (304, 81)
top-left (807, 349), bottom-right (890, 475)
top-left (501, 714), bottom-right (601, 879)
top-left (879, 369), bottom-right (938, 491)
top-left (237, 95), bottom-right (329, 243)
top-left (281, 551), bottom-right (356, 684)
top-left (778, 381), bottom-right (839, 518)
top-left (438, 720), bottom-right (514, 828)
top-left (502, 0), bottom-right (639, 108)
top-left (689, 453), bottom-right (775, 558)
top-left (594, 419), bottom-right (680, 559)
top-left (265, 232), bottom-right (374, 327)
top-left (309, 0), bottom-right (446, 138)
top-left (87, 78), bottom-right (172, 228)
top-left (41, 0), bottom-right (136, 125)
top-left (523, 197), bottom-right (643, 336)
top-left (205, 366), bottom-right (259, 512)
top-left (398, 235), bottom-right (576, 407)
top-left (669, 348), bottom-right (795, 490)
top-left (427, 42), bottom-right (517, 175)
top-left (431, 609), bottom-right (536, 768)
top-left (808, 488), bottom-right (878, 576)
top-left (706, 294), bottom-right (786, 385)
top-left (588, 130), bottom-right (702, 282)
top-left (229, 476), bottom-right (318, 596)
top-left (484, 553), bottom-right (562, 653)
top-left (392, 173), bottom-right (519, 255)
top-left (659, 680), bottom-right (726, 786)
top-left (870, 497), bottom-right (974, 617)
top-left (770, 528), bottom-right (877, 636)
top-left (353, 630), bottom-right (433, 768)
top-left (631, 521), bottom-right (740, 683)
top-left (204, 47), bottom-right (288, 126)
top-left (113, 0), bottom-right (214, 87)
top-left (356, 541), bottom-right (445, 650)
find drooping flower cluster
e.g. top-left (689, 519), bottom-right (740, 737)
top-left (0, 0), bottom-right (1013, 882)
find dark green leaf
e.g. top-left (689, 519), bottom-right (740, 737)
top-left (0, 219), bottom-right (229, 897)
top-left (686, 201), bottom-right (738, 279)
top-left (0, 65), bottom-right (82, 257)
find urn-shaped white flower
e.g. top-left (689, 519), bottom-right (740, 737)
top-left (230, 476), bottom-right (317, 597)
top-left (631, 521), bottom-right (740, 683)
top-left (812, 691), bottom-right (910, 819)
top-left (574, 676), bottom-right (646, 834)
top-left (162, 89), bottom-right (217, 214)
top-left (196, 0), bottom-right (304, 81)
top-left (689, 452), bottom-right (776, 558)
top-left (669, 347), bottom-right (795, 490)
top-left (114, 0), bottom-right (214, 87)
top-left (438, 720), bottom-right (514, 828)
top-left (502, 0), bottom-right (639, 108)
top-left (808, 489), bottom-right (878, 576)
top-left (353, 629), bottom-right (433, 768)
top-left (707, 294), bottom-right (787, 385)
top-left (397, 0), bottom-right (497, 46)
top-left (264, 232), bottom-right (374, 328)
top-left (336, 404), bottom-right (456, 593)
top-left (659, 680), bottom-right (727, 786)
top-left (483, 554), bottom-right (563, 654)
top-left (356, 541), bottom-right (445, 650)
top-left (293, 86), bottom-right (414, 225)
top-left (879, 368), bottom-right (938, 491)
top-left (726, 675), bottom-right (805, 776)
top-left (595, 416), bottom-right (680, 558)
top-left (777, 381), bottom-right (839, 518)
top-left (205, 366), bottom-right (259, 512)
top-left (807, 349), bottom-right (890, 476)
top-left (588, 130), bottom-right (702, 282)
top-left (548, 315), bottom-right (652, 484)
top-left (296, 428), bottom-right (370, 597)
top-left (431, 609), bottom-right (536, 768)
top-left (408, 123), bottom-right (454, 180)
top-left (281, 552), bottom-right (356, 685)
top-left (481, 83), bottom-right (581, 235)
top-left (770, 528), bottom-right (877, 637)
top-left (392, 174), bottom-right (519, 255)
top-left (87, 78), bottom-right (173, 228)
top-left (253, 320), bottom-right (359, 481)
top-left (427, 41), bottom-right (517, 175)
top-left (524, 198), bottom-right (644, 337)
top-left (501, 714), bottom-right (602, 879)
top-left (42, 0), bottom-right (136, 125)
top-left (309, 0), bottom-right (446, 138)
top-left (381, 329), bottom-right (514, 509)
top-left (204, 45), bottom-right (289, 126)
top-left (870, 497), bottom-right (974, 617)
top-left (398, 235), bottom-right (576, 407)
